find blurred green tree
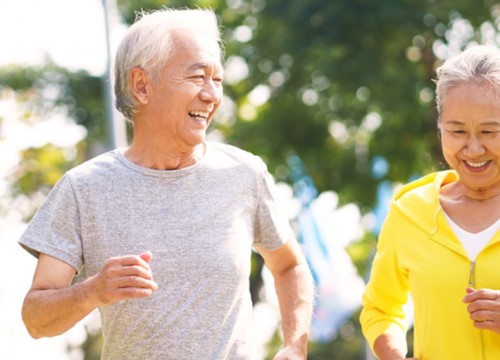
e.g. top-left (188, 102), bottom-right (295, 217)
top-left (117, 0), bottom-right (493, 205)
top-left (0, 63), bottom-right (106, 359)
top-left (0, 62), bottom-right (102, 221)
top-left (0, 62), bottom-right (108, 148)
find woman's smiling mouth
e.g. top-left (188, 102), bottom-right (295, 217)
top-left (463, 160), bottom-right (491, 172)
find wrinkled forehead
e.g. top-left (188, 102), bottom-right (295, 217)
top-left (169, 29), bottom-right (223, 71)
top-left (444, 82), bottom-right (500, 107)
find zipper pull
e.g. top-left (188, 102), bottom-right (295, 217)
top-left (469, 261), bottom-right (476, 288)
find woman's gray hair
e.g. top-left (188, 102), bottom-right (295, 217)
top-left (435, 45), bottom-right (500, 126)
top-left (114, 8), bottom-right (222, 122)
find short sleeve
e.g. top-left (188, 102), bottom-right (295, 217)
top-left (253, 164), bottom-right (291, 250)
top-left (18, 174), bottom-right (84, 274)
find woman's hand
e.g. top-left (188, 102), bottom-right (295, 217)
top-left (463, 287), bottom-right (500, 334)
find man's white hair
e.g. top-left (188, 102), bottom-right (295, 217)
top-left (114, 8), bottom-right (222, 122)
top-left (435, 44), bottom-right (500, 126)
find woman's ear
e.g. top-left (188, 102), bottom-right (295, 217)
top-left (129, 67), bottom-right (150, 105)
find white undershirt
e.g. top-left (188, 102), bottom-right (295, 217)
top-left (442, 210), bottom-right (500, 261)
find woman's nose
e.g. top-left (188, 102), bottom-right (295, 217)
top-left (464, 135), bottom-right (486, 157)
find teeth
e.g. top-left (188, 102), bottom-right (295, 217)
top-left (189, 111), bottom-right (209, 118)
top-left (466, 161), bottom-right (488, 168)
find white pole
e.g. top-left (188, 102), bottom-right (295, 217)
top-left (102, 0), bottom-right (128, 149)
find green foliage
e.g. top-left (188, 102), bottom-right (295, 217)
top-left (264, 325), bottom-right (285, 360)
top-left (117, 0), bottom-right (221, 23)
top-left (250, 251), bottom-right (265, 304)
top-left (116, 0), bottom-right (493, 209)
top-left (0, 62), bottom-right (108, 221)
top-left (307, 310), bottom-right (413, 359)
top-left (80, 331), bottom-right (105, 360)
top-left (345, 232), bottom-right (377, 279)
top-left (13, 143), bottom-right (86, 198)
top-left (0, 61), bottom-right (108, 147)
top-left (307, 310), bottom-right (365, 360)
top-left (221, 0), bottom-right (492, 207)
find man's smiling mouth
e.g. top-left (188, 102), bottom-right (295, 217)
top-left (189, 111), bottom-right (209, 121)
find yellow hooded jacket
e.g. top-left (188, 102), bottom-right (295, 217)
top-left (360, 171), bottom-right (500, 359)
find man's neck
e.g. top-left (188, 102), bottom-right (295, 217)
top-left (124, 140), bottom-right (206, 170)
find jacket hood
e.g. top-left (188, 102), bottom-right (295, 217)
top-left (391, 170), bottom-right (458, 236)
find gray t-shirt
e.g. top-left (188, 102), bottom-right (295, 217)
top-left (19, 142), bottom-right (290, 360)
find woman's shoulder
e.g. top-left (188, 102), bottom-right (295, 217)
top-left (378, 171), bottom-right (457, 235)
top-left (391, 170), bottom-right (458, 213)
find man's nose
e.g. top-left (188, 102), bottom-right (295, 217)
top-left (199, 81), bottom-right (221, 104)
top-left (464, 135), bottom-right (486, 157)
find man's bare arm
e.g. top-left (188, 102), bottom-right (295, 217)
top-left (256, 232), bottom-right (314, 360)
top-left (22, 252), bottom-right (157, 339)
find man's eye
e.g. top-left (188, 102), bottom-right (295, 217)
top-left (213, 78), bottom-right (223, 83)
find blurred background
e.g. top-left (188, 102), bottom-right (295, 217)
top-left (0, 0), bottom-right (499, 359)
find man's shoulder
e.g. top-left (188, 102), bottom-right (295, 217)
top-left (207, 142), bottom-right (267, 173)
top-left (65, 150), bottom-right (122, 184)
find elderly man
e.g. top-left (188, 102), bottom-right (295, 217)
top-left (19, 8), bottom-right (314, 360)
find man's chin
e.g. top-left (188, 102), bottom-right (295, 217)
top-left (183, 131), bottom-right (206, 148)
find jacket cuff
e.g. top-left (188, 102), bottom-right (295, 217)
top-left (364, 321), bottom-right (407, 355)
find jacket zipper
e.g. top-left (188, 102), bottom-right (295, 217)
top-left (469, 261), bottom-right (476, 287)
top-left (470, 261), bottom-right (485, 360)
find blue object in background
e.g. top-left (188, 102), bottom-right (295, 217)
top-left (369, 155), bottom-right (392, 236)
top-left (287, 155), bottom-right (365, 342)
top-left (370, 155), bottom-right (393, 235)
top-left (371, 180), bottom-right (393, 236)
top-left (371, 155), bottom-right (389, 180)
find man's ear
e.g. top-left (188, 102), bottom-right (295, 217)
top-left (129, 67), bottom-right (150, 105)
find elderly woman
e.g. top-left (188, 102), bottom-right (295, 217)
top-left (361, 45), bottom-right (500, 359)
top-left (19, 8), bottom-right (313, 360)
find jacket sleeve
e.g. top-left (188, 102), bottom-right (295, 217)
top-left (360, 203), bottom-right (411, 354)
